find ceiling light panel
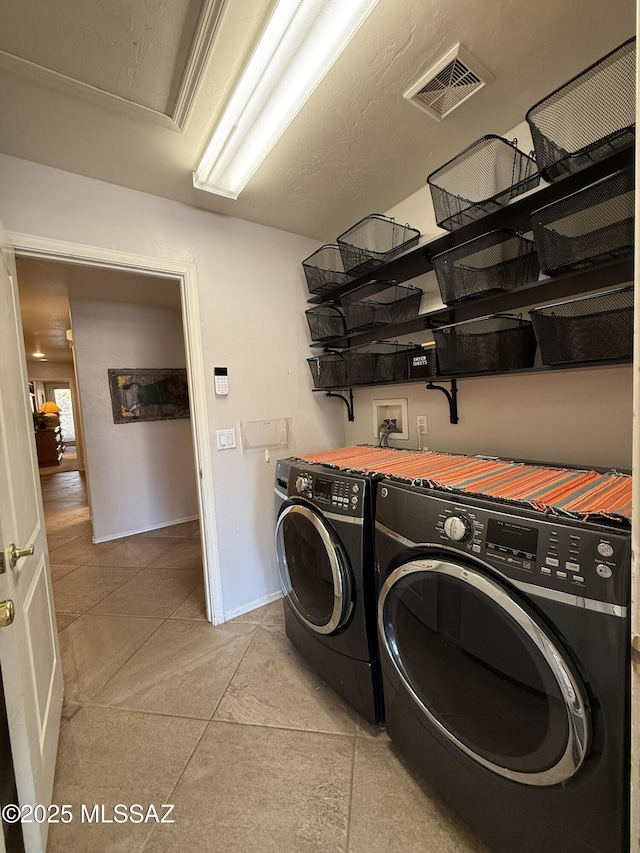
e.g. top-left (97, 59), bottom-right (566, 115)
top-left (194, 0), bottom-right (379, 199)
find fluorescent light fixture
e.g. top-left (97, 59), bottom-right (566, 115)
top-left (33, 351), bottom-right (45, 358)
top-left (193, 0), bottom-right (380, 199)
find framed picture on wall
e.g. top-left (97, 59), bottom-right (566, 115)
top-left (108, 369), bottom-right (190, 424)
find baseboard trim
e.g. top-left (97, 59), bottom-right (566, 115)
top-left (223, 590), bottom-right (283, 622)
top-left (92, 514), bottom-right (200, 544)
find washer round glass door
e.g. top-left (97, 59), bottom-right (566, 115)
top-left (379, 558), bottom-right (590, 786)
top-left (276, 503), bottom-right (352, 635)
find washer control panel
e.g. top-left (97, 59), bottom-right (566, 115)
top-left (288, 465), bottom-right (366, 518)
top-left (451, 504), bottom-right (628, 605)
top-left (377, 483), bottom-right (630, 607)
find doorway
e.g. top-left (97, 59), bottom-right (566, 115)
top-left (10, 233), bottom-right (222, 625)
top-left (43, 383), bottom-right (75, 445)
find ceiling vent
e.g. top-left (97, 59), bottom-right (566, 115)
top-left (404, 44), bottom-right (493, 121)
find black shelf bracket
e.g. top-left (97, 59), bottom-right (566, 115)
top-left (325, 389), bottom-right (354, 421)
top-left (426, 379), bottom-right (459, 424)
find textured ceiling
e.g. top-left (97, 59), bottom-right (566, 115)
top-left (0, 0), bottom-right (635, 240)
top-left (17, 257), bottom-right (181, 364)
top-left (0, 0), bottom-right (205, 113)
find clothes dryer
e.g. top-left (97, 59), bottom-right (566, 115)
top-left (376, 479), bottom-right (630, 853)
top-left (274, 458), bottom-right (382, 724)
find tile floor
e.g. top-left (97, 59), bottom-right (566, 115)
top-left (44, 470), bottom-right (488, 852)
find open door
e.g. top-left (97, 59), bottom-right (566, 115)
top-left (0, 221), bottom-right (63, 852)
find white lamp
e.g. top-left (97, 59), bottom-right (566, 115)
top-left (193, 0), bottom-right (380, 199)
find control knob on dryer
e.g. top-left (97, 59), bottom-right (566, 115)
top-left (295, 475), bottom-right (312, 494)
top-left (443, 515), bottom-right (473, 543)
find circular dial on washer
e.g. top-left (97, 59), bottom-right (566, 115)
top-left (295, 475), bottom-right (312, 494)
top-left (443, 515), bottom-right (473, 542)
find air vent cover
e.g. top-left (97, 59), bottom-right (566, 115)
top-left (404, 44), bottom-right (493, 121)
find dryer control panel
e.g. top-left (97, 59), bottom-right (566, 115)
top-left (377, 483), bottom-right (631, 607)
top-left (288, 465), bottom-right (367, 518)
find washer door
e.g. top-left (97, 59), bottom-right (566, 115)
top-left (379, 558), bottom-right (590, 786)
top-left (276, 502), bottom-right (353, 635)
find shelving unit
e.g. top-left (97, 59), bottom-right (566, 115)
top-left (305, 146), bottom-right (634, 423)
top-left (307, 147), bottom-right (632, 306)
top-left (311, 256), bottom-right (633, 350)
top-left (313, 359), bottom-right (631, 423)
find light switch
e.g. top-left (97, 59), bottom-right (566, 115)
top-left (216, 428), bottom-right (236, 450)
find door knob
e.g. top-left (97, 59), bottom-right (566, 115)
top-left (0, 600), bottom-right (15, 628)
top-left (8, 544), bottom-right (34, 569)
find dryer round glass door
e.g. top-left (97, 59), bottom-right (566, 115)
top-left (275, 503), bottom-right (353, 635)
top-left (378, 558), bottom-right (590, 786)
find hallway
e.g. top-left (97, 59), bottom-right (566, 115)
top-left (44, 471), bottom-right (486, 853)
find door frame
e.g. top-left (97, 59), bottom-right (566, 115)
top-left (42, 380), bottom-right (78, 449)
top-left (8, 230), bottom-right (224, 625)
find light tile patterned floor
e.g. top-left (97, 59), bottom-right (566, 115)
top-left (44, 471), bottom-right (488, 852)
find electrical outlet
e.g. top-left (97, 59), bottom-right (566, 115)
top-left (417, 415), bottom-right (428, 435)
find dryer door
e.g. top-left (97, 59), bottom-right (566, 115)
top-left (379, 558), bottom-right (590, 786)
top-left (276, 502), bottom-right (353, 635)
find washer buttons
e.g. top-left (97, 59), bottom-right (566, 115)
top-left (556, 571), bottom-right (568, 580)
top-left (352, 484), bottom-right (360, 493)
top-left (596, 564), bottom-right (613, 579)
top-left (597, 542), bottom-right (614, 558)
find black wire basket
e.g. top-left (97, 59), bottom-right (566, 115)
top-left (407, 346), bottom-right (438, 379)
top-left (526, 38), bottom-right (636, 182)
top-left (306, 353), bottom-right (348, 388)
top-left (337, 215), bottom-right (420, 276)
top-left (343, 342), bottom-right (416, 385)
top-left (530, 287), bottom-right (633, 365)
top-left (302, 244), bottom-right (356, 297)
top-left (432, 231), bottom-right (540, 305)
top-left (305, 306), bottom-right (347, 342)
top-left (427, 136), bottom-right (540, 231)
top-left (530, 169), bottom-right (634, 276)
top-left (433, 315), bottom-right (537, 374)
top-left (341, 282), bottom-right (422, 332)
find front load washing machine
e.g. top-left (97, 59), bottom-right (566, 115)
top-left (375, 479), bottom-right (630, 853)
top-left (274, 458), bottom-right (382, 724)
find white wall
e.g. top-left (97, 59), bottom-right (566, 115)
top-left (342, 120), bottom-right (633, 471)
top-left (69, 298), bottom-right (199, 541)
top-left (345, 368), bottom-right (632, 470)
top-left (0, 154), bottom-right (344, 617)
top-left (26, 361), bottom-right (74, 381)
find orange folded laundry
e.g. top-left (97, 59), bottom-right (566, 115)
top-left (295, 445), bottom-right (631, 523)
